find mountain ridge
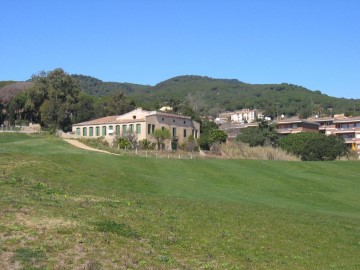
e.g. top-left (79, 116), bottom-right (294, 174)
top-left (1, 74), bottom-right (359, 117)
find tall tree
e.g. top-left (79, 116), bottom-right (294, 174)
top-left (26, 68), bottom-right (81, 132)
top-left (105, 92), bottom-right (135, 115)
top-left (8, 92), bottom-right (27, 125)
top-left (152, 128), bottom-right (171, 150)
top-left (73, 93), bottom-right (95, 123)
top-left (236, 120), bottom-right (279, 147)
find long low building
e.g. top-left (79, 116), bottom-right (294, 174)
top-left (72, 108), bottom-right (200, 144)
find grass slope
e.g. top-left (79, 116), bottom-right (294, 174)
top-left (1, 133), bottom-right (359, 269)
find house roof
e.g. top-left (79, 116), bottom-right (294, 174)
top-left (73, 116), bottom-right (145, 126)
top-left (149, 111), bottom-right (192, 120)
top-left (73, 108), bottom-right (198, 127)
top-left (276, 117), bottom-right (320, 125)
top-left (333, 116), bottom-right (360, 123)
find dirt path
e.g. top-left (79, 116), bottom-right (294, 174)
top-left (63, 139), bottom-right (117, 155)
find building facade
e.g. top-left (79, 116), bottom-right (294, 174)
top-left (218, 109), bottom-right (263, 124)
top-left (311, 116), bottom-right (360, 156)
top-left (72, 108), bottom-right (200, 146)
top-left (276, 118), bottom-right (320, 136)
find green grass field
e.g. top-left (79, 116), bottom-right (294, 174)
top-left (0, 133), bottom-right (359, 269)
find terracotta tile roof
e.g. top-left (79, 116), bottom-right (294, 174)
top-left (73, 115), bottom-right (145, 126)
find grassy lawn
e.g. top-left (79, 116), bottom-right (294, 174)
top-left (0, 133), bottom-right (359, 269)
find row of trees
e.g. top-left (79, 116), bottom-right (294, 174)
top-left (1, 69), bottom-right (136, 132)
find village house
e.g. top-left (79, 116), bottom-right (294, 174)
top-left (275, 117), bottom-right (320, 136)
top-left (217, 109), bottom-right (263, 124)
top-left (311, 116), bottom-right (360, 156)
top-left (72, 108), bottom-right (200, 147)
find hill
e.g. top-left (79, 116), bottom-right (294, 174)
top-left (71, 74), bottom-right (150, 97)
top-left (75, 75), bottom-right (360, 118)
top-left (2, 74), bottom-right (360, 118)
top-left (1, 133), bottom-right (360, 269)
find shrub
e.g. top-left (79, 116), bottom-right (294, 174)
top-left (236, 120), bottom-right (279, 147)
top-left (118, 137), bottom-right (132, 150)
top-left (139, 139), bottom-right (156, 150)
top-left (279, 133), bottom-right (348, 161)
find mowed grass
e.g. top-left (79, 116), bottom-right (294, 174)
top-left (0, 133), bottom-right (359, 269)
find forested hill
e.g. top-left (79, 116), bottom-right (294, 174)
top-left (2, 74), bottom-right (360, 118)
top-left (74, 75), bottom-right (360, 118)
top-left (71, 75), bottom-right (150, 97)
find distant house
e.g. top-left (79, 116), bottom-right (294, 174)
top-left (72, 108), bottom-right (200, 146)
top-left (275, 117), bottom-right (320, 136)
top-left (311, 116), bottom-right (360, 157)
top-left (159, 106), bottom-right (173, 112)
top-left (218, 109), bottom-right (263, 124)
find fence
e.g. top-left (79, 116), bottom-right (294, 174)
top-left (128, 149), bottom-right (204, 160)
top-left (0, 126), bottom-right (41, 133)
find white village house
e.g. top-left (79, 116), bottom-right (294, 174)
top-left (72, 108), bottom-right (200, 146)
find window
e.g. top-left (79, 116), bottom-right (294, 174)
top-left (192, 129), bottom-right (195, 137)
top-left (147, 124), bottom-right (151, 134)
top-left (129, 124), bottom-right (134, 133)
top-left (83, 127), bottom-right (87, 136)
top-left (172, 127), bottom-right (177, 137)
top-left (89, 127), bottom-right (94, 136)
top-left (123, 125), bottom-right (127, 134)
top-left (152, 124), bottom-right (155, 133)
top-left (96, 126), bottom-right (100, 136)
top-left (184, 121), bottom-right (186, 124)
top-left (109, 125), bottom-right (113, 131)
top-left (76, 128), bottom-right (80, 135)
top-left (136, 124), bottom-right (141, 134)
top-left (102, 126), bottom-right (106, 136)
top-left (161, 117), bottom-right (164, 121)
top-left (195, 130), bottom-right (198, 139)
top-left (183, 129), bottom-right (187, 138)
top-left (173, 119), bottom-right (175, 123)
top-left (133, 115), bottom-right (136, 119)
top-left (116, 125), bottom-right (120, 136)
top-left (162, 126), bottom-right (165, 131)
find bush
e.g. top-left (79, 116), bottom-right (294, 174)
top-left (138, 139), bottom-right (156, 150)
top-left (236, 120), bottom-right (278, 147)
top-left (279, 133), bottom-right (348, 161)
top-left (180, 135), bottom-right (199, 152)
top-left (118, 137), bottom-right (132, 149)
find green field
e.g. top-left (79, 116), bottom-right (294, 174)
top-left (0, 133), bottom-right (359, 269)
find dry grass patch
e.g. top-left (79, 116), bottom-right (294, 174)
top-left (221, 142), bottom-right (300, 160)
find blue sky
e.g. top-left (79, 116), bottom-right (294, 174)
top-left (1, 0), bottom-right (359, 98)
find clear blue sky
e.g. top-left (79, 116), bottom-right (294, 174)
top-left (1, 0), bottom-right (359, 98)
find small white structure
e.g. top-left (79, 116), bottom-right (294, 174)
top-left (159, 106), bottom-right (173, 112)
top-left (219, 109), bottom-right (263, 123)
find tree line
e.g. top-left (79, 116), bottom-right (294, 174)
top-left (0, 69), bottom-right (136, 132)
